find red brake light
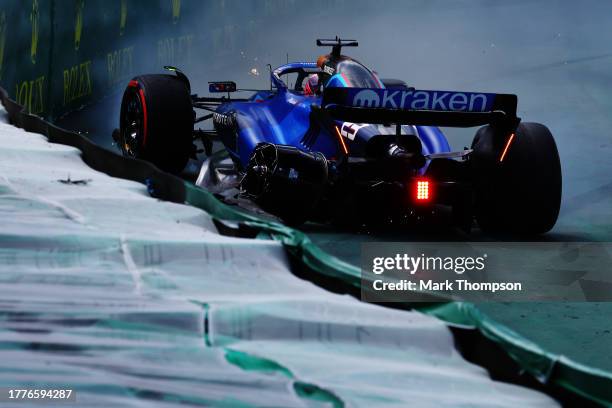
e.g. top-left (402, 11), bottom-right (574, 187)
top-left (415, 179), bottom-right (430, 201)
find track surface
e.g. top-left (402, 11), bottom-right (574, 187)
top-left (58, 0), bottom-right (612, 374)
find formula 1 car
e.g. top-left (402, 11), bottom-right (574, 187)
top-left (114, 38), bottom-right (561, 234)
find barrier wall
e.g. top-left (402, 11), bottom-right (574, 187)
top-left (0, 0), bottom-right (345, 119)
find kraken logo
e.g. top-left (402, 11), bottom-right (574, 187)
top-left (172, 0), bottom-right (181, 24)
top-left (352, 89), bottom-right (380, 108)
top-left (0, 11), bottom-right (6, 79)
top-left (30, 0), bottom-right (39, 64)
top-left (74, 0), bottom-right (84, 50)
top-left (119, 0), bottom-right (127, 36)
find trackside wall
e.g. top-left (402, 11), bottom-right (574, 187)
top-left (0, 0), bottom-right (346, 119)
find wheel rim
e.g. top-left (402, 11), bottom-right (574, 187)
top-left (121, 89), bottom-right (144, 158)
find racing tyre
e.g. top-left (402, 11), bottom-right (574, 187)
top-left (119, 74), bottom-right (193, 173)
top-left (471, 122), bottom-right (561, 234)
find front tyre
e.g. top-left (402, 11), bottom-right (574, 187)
top-left (471, 122), bottom-right (562, 234)
top-left (119, 74), bottom-right (193, 173)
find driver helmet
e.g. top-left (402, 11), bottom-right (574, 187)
top-left (303, 74), bottom-right (319, 96)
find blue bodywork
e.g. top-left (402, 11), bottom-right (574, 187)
top-left (213, 61), bottom-right (451, 174)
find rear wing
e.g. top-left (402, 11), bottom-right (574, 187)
top-left (322, 87), bottom-right (519, 128)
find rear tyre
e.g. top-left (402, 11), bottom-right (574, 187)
top-left (471, 122), bottom-right (562, 234)
top-left (119, 74), bottom-right (193, 173)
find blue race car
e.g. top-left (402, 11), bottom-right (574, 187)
top-left (116, 38), bottom-right (561, 234)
